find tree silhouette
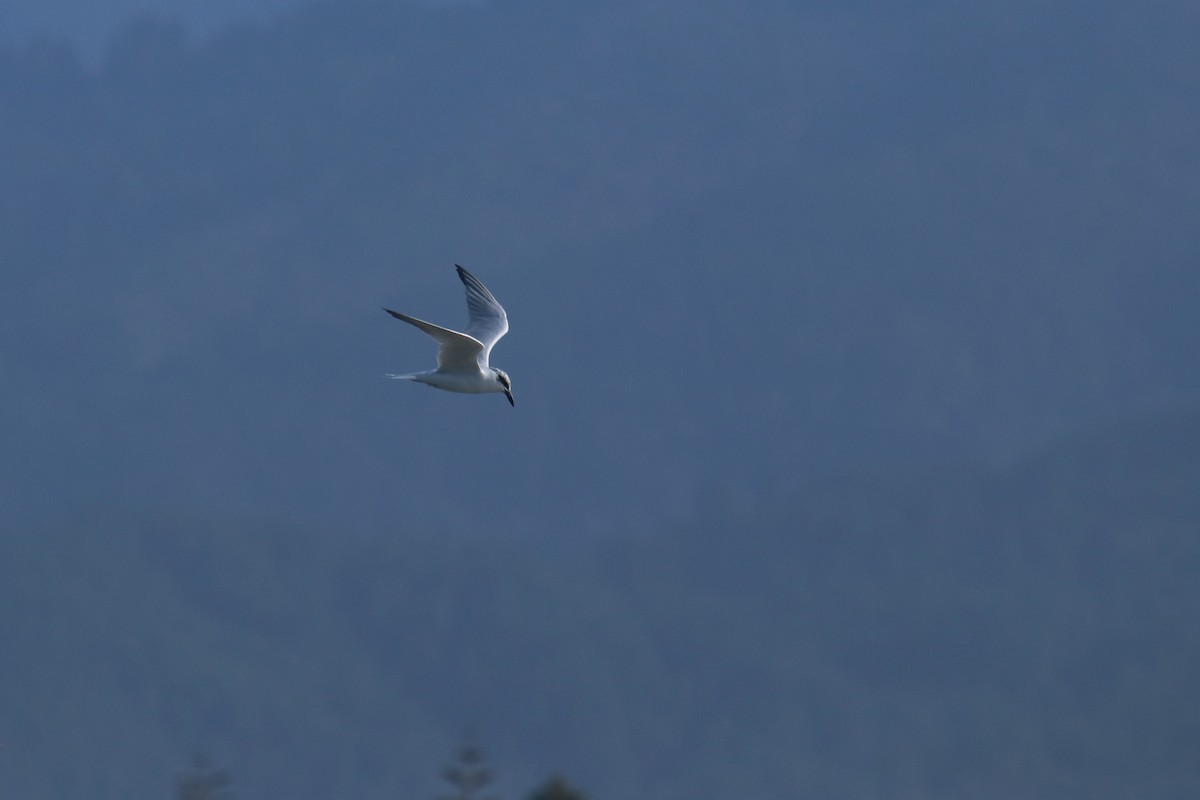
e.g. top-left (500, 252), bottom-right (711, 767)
top-left (528, 775), bottom-right (588, 800)
top-left (437, 735), bottom-right (496, 800)
top-left (174, 754), bottom-right (233, 800)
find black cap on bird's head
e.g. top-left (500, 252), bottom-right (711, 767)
top-left (494, 369), bottom-right (514, 407)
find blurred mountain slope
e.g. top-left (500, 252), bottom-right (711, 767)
top-left (2, 404), bottom-right (1198, 798)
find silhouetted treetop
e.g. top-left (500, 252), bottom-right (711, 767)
top-left (528, 775), bottom-right (589, 800)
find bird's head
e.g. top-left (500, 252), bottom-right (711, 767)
top-left (493, 369), bottom-right (514, 406)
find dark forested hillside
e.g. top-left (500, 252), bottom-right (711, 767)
top-left (2, 407), bottom-right (1198, 798)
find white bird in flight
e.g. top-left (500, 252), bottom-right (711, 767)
top-left (384, 265), bottom-right (514, 406)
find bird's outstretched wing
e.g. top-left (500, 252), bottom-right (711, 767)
top-left (456, 264), bottom-right (509, 364)
top-left (383, 308), bottom-right (485, 373)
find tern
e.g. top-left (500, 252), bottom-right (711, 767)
top-left (384, 265), bottom-right (514, 406)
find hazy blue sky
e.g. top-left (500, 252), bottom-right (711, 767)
top-left (0, 0), bottom-right (304, 54)
top-left (2, 0), bottom-right (1197, 535)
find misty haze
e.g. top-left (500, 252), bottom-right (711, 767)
top-left (1, 1), bottom-right (1198, 798)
